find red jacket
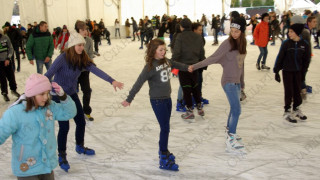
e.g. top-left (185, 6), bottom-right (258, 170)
top-left (253, 21), bottom-right (269, 47)
top-left (57, 32), bottom-right (70, 50)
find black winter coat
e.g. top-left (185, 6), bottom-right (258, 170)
top-left (274, 39), bottom-right (310, 74)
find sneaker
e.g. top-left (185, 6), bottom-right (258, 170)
top-left (58, 151), bottom-right (70, 172)
top-left (2, 94), bottom-right (10, 102)
top-left (256, 63), bottom-right (260, 70)
top-left (159, 151), bottom-right (179, 171)
top-left (261, 64), bottom-right (270, 70)
top-left (181, 108), bottom-right (195, 120)
top-left (22, 56), bottom-right (26, 59)
top-left (301, 88), bottom-right (307, 100)
top-left (196, 103), bottom-right (205, 116)
top-left (11, 90), bottom-right (20, 98)
top-left (139, 47), bottom-right (143, 49)
top-left (225, 133), bottom-right (246, 154)
top-left (270, 42), bottom-right (275, 46)
top-left (250, 42), bottom-right (255, 45)
top-left (293, 107), bottom-right (307, 121)
top-left (283, 110), bottom-right (297, 123)
top-left (75, 144), bottom-right (95, 155)
top-left (85, 114), bottom-right (94, 121)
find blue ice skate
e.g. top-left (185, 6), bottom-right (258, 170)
top-left (76, 144), bottom-right (95, 155)
top-left (159, 151), bottom-right (179, 171)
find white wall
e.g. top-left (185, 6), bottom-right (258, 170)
top-left (144, 0), bottom-right (167, 18)
top-left (19, 0), bottom-right (45, 27)
top-left (0, 0), bottom-right (15, 27)
top-left (121, 0), bottom-right (143, 25)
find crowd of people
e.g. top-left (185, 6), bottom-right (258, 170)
top-left (0, 7), bottom-right (317, 178)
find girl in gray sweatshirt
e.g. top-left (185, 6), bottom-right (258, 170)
top-left (190, 17), bottom-right (247, 154)
top-left (122, 38), bottom-right (189, 171)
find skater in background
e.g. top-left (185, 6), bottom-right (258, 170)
top-left (56, 25), bottom-right (70, 53)
top-left (0, 73), bottom-right (76, 178)
top-left (105, 27), bottom-right (111, 45)
top-left (189, 17), bottom-right (247, 154)
top-left (191, 22), bottom-right (209, 104)
top-left (247, 15), bottom-right (258, 45)
top-left (269, 12), bottom-right (281, 46)
top-left (122, 38), bottom-right (189, 171)
top-left (114, 19), bottom-right (120, 38)
top-left (171, 18), bottom-right (205, 120)
top-left (131, 17), bottom-right (140, 41)
top-left (254, 13), bottom-right (271, 70)
top-left (0, 29), bottom-right (20, 102)
top-left (45, 31), bottom-right (123, 172)
top-left (26, 21), bottom-right (54, 74)
top-left (139, 19), bottom-right (146, 49)
top-left (273, 24), bottom-right (310, 123)
top-left (74, 20), bottom-right (95, 121)
top-left (91, 24), bottom-right (101, 56)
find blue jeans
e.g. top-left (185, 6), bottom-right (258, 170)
top-left (140, 33), bottom-right (145, 48)
top-left (36, 59), bottom-right (52, 74)
top-left (257, 46), bottom-right (268, 65)
top-left (150, 98), bottom-right (172, 152)
top-left (223, 83), bottom-right (241, 134)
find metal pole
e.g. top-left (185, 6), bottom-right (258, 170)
top-left (43, 0), bottom-right (49, 23)
top-left (86, 0), bottom-right (90, 19)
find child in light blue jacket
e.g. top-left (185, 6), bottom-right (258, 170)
top-left (0, 73), bottom-right (76, 179)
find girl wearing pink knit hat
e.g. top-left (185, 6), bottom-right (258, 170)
top-left (0, 73), bottom-right (77, 179)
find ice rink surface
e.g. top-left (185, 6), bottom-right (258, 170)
top-left (0, 34), bottom-right (319, 180)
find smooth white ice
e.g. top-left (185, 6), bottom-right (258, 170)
top-left (0, 34), bottom-right (320, 180)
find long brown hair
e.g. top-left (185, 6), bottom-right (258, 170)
top-left (228, 31), bottom-right (247, 54)
top-left (25, 96), bottom-right (51, 112)
top-left (64, 46), bottom-right (94, 70)
top-left (145, 38), bottom-right (168, 71)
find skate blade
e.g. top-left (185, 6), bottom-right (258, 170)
top-left (225, 148), bottom-right (247, 155)
top-left (183, 118), bottom-right (195, 123)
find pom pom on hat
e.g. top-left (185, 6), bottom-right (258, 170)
top-left (67, 30), bottom-right (86, 48)
top-left (25, 74), bottom-right (52, 97)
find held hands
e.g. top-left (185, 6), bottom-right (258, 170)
top-left (52, 82), bottom-right (65, 96)
top-left (275, 73), bottom-right (281, 83)
top-left (29, 60), bottom-right (34, 65)
top-left (188, 65), bottom-right (194, 73)
top-left (112, 81), bottom-right (124, 91)
top-left (4, 60), bottom-right (10, 66)
top-left (121, 100), bottom-right (130, 107)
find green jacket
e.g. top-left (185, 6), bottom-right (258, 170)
top-left (26, 26), bottom-right (54, 61)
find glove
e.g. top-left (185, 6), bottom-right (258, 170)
top-left (52, 82), bottom-right (65, 96)
top-left (275, 73), bottom-right (281, 83)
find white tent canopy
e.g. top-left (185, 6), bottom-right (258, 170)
top-left (1, 0), bottom-right (226, 29)
top-left (1, 0), bottom-right (319, 30)
top-left (289, 0), bottom-right (316, 14)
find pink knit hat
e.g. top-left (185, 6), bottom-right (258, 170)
top-left (25, 74), bottom-right (52, 97)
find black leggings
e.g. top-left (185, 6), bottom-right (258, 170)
top-left (178, 70), bottom-right (202, 109)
